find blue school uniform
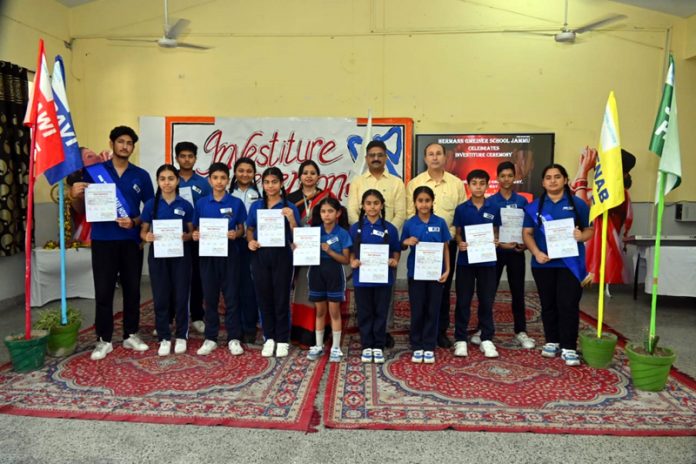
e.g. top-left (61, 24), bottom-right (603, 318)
top-left (246, 199), bottom-right (301, 343)
top-left (308, 225), bottom-right (352, 303)
top-left (350, 218), bottom-right (401, 350)
top-left (141, 196), bottom-right (193, 341)
top-left (453, 198), bottom-right (499, 267)
top-left (231, 186), bottom-right (262, 213)
top-left (194, 193), bottom-right (247, 343)
top-left (179, 173), bottom-right (211, 206)
top-left (401, 214), bottom-right (452, 352)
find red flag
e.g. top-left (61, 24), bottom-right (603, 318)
top-left (24, 39), bottom-right (64, 177)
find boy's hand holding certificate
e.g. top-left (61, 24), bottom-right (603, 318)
top-left (499, 208), bottom-right (524, 244)
top-left (465, 223), bottom-right (497, 264)
top-left (85, 183), bottom-right (117, 222)
top-left (199, 218), bottom-right (228, 256)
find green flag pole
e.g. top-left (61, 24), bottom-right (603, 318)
top-left (649, 171), bottom-right (666, 354)
top-left (596, 210), bottom-right (609, 338)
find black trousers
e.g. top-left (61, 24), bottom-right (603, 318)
top-left (531, 267), bottom-right (582, 351)
top-left (355, 285), bottom-right (392, 349)
top-left (495, 250), bottom-right (527, 334)
top-left (91, 240), bottom-right (143, 342)
top-left (200, 241), bottom-right (241, 343)
top-left (237, 243), bottom-right (258, 334)
top-left (189, 241), bottom-right (204, 322)
top-left (252, 247), bottom-right (294, 343)
top-left (148, 244), bottom-right (191, 341)
top-left (455, 265), bottom-right (497, 342)
top-left (437, 240), bottom-right (458, 334)
top-left (408, 279), bottom-right (443, 351)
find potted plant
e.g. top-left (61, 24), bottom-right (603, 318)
top-left (4, 330), bottom-right (49, 372)
top-left (33, 307), bottom-right (82, 357)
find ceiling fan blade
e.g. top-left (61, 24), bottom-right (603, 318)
top-left (176, 42), bottom-right (211, 50)
top-left (165, 18), bottom-right (191, 39)
top-left (108, 38), bottom-right (158, 44)
top-left (574, 14), bottom-right (627, 34)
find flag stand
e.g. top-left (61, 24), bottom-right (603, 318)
top-left (58, 181), bottom-right (68, 325)
top-left (648, 171), bottom-right (665, 354)
top-left (596, 210), bottom-right (609, 338)
top-left (24, 134), bottom-right (36, 340)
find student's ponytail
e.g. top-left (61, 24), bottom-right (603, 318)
top-left (153, 187), bottom-right (162, 220)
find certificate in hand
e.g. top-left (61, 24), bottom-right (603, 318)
top-left (498, 208), bottom-right (524, 244)
top-left (179, 186), bottom-right (194, 206)
top-left (465, 223), bottom-right (497, 264)
top-left (199, 218), bottom-right (228, 257)
top-left (85, 183), bottom-right (117, 223)
top-left (257, 209), bottom-right (285, 247)
top-left (414, 242), bottom-right (444, 281)
top-left (293, 227), bottom-right (320, 266)
top-left (359, 244), bottom-right (389, 284)
top-left (544, 218), bottom-right (579, 259)
top-left (152, 219), bottom-right (184, 258)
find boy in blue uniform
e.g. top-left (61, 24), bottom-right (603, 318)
top-left (192, 162), bottom-right (247, 356)
top-left (175, 141), bottom-right (211, 335)
top-left (453, 169), bottom-right (500, 358)
top-left (71, 126), bottom-right (154, 361)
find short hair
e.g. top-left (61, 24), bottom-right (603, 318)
top-left (424, 142), bottom-right (445, 156)
top-left (366, 140), bottom-right (387, 153)
top-left (109, 126), bottom-right (138, 143)
top-left (175, 141), bottom-right (198, 157)
top-left (497, 161), bottom-right (516, 175)
top-left (208, 162), bottom-right (230, 177)
top-left (466, 169), bottom-right (490, 184)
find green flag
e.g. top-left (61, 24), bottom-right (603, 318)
top-left (649, 54), bottom-right (682, 201)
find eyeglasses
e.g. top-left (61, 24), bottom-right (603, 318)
top-left (367, 152), bottom-right (386, 158)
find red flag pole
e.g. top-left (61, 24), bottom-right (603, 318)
top-left (24, 134), bottom-right (37, 340)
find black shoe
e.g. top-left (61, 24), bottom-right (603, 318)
top-left (437, 333), bottom-right (453, 348)
top-left (385, 333), bottom-right (395, 349)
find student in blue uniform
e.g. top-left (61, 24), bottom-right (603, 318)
top-left (175, 141), bottom-right (211, 335)
top-left (192, 162), bottom-right (247, 357)
top-left (349, 189), bottom-right (401, 364)
top-left (73, 126), bottom-right (155, 361)
top-left (523, 163), bottom-right (594, 367)
top-left (453, 169), bottom-right (500, 359)
top-left (401, 186), bottom-right (451, 364)
top-left (486, 161), bottom-right (534, 349)
top-left (229, 157), bottom-right (262, 344)
top-left (140, 164), bottom-right (194, 356)
top-left (305, 197), bottom-right (351, 363)
top-left (246, 167), bottom-right (301, 358)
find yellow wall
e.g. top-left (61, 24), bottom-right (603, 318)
top-left (2, 0), bottom-right (695, 202)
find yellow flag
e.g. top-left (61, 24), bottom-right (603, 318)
top-left (590, 91), bottom-right (625, 222)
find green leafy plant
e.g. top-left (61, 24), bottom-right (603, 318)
top-left (33, 307), bottom-right (82, 331)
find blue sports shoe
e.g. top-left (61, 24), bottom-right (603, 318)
top-left (329, 347), bottom-right (343, 363)
top-left (411, 350), bottom-right (424, 363)
top-left (561, 349), bottom-right (581, 366)
top-left (541, 343), bottom-right (560, 358)
top-left (307, 346), bottom-right (324, 361)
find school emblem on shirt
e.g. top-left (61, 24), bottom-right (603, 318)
top-left (372, 229), bottom-right (385, 238)
top-left (220, 207), bottom-right (233, 217)
top-left (326, 236), bottom-right (339, 245)
top-left (174, 208), bottom-right (185, 216)
top-left (132, 183), bottom-right (141, 193)
top-left (562, 206), bottom-right (575, 211)
top-left (483, 212), bottom-right (494, 220)
top-left (192, 186), bottom-right (202, 194)
top-left (427, 226), bottom-right (440, 233)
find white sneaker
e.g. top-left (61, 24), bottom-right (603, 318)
top-left (174, 338), bottom-right (187, 354)
top-left (228, 339), bottom-right (244, 356)
top-left (454, 341), bottom-right (468, 357)
top-left (158, 340), bottom-right (171, 356)
top-left (361, 348), bottom-right (373, 363)
top-left (196, 339), bottom-right (217, 356)
top-left (411, 350), bottom-right (424, 363)
top-left (480, 340), bottom-right (499, 358)
top-left (276, 342), bottom-right (290, 358)
top-left (561, 349), bottom-right (581, 366)
top-left (470, 330), bottom-right (482, 345)
top-left (191, 320), bottom-right (205, 334)
top-left (262, 339), bottom-right (275, 357)
top-left (372, 349), bottom-right (385, 364)
top-left (90, 338), bottom-right (113, 360)
top-left (423, 351), bottom-right (435, 364)
top-left (515, 332), bottom-right (536, 349)
top-left (123, 334), bottom-right (148, 352)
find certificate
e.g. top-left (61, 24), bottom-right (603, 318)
top-left (152, 219), bottom-right (184, 258)
top-left (414, 242), bottom-right (444, 281)
top-left (179, 186), bottom-right (194, 206)
top-left (465, 223), bottom-right (497, 264)
top-left (199, 218), bottom-right (228, 257)
top-left (85, 183), bottom-right (117, 222)
top-left (257, 209), bottom-right (285, 247)
top-left (544, 218), bottom-right (579, 259)
top-left (359, 244), bottom-right (389, 284)
top-left (498, 208), bottom-right (524, 244)
top-left (293, 227), bottom-right (320, 266)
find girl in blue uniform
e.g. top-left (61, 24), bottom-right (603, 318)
top-left (401, 186), bottom-right (451, 364)
top-left (247, 167), bottom-right (301, 358)
top-left (229, 157), bottom-right (261, 344)
top-left (305, 197), bottom-right (352, 363)
top-left (522, 164), bottom-right (593, 367)
top-left (140, 164), bottom-right (194, 356)
top-left (192, 162), bottom-right (248, 357)
top-left (349, 189), bottom-right (401, 364)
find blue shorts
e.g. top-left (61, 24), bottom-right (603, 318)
top-left (308, 260), bottom-right (346, 302)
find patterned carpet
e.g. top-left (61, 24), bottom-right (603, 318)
top-left (0, 302), bottom-right (324, 432)
top-left (325, 290), bottom-right (696, 435)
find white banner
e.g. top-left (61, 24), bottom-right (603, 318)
top-left (139, 116), bottom-right (413, 202)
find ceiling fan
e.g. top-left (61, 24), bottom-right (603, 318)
top-left (108, 0), bottom-right (211, 50)
top-left (518, 0), bottom-right (627, 44)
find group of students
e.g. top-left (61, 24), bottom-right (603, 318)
top-left (75, 128), bottom-right (592, 368)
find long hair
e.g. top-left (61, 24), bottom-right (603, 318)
top-left (261, 167), bottom-right (288, 208)
top-left (354, 189), bottom-right (389, 255)
top-left (412, 185), bottom-right (435, 216)
top-left (310, 196), bottom-right (349, 230)
top-left (229, 157), bottom-right (260, 195)
top-left (537, 163), bottom-right (582, 230)
top-left (153, 164), bottom-right (180, 220)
